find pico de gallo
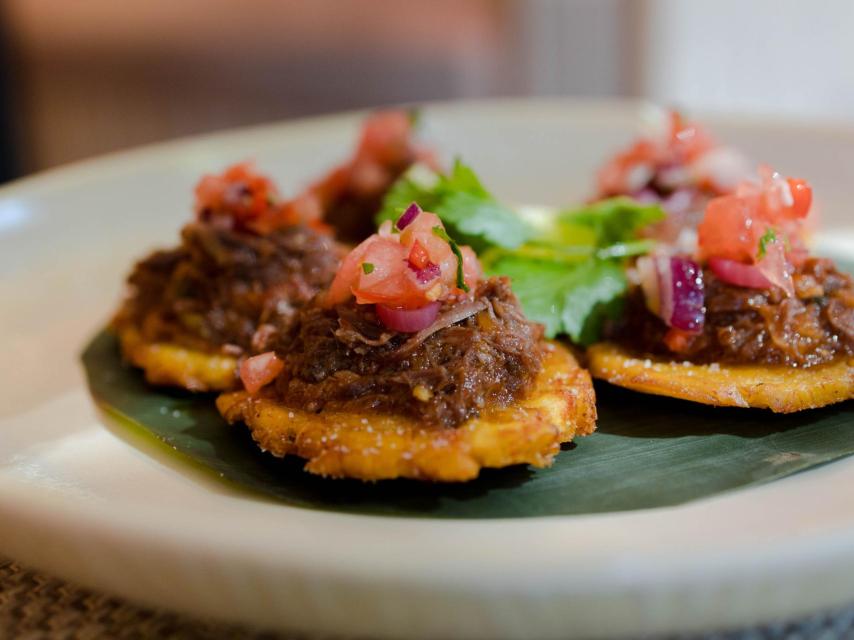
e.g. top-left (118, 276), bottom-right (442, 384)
top-left (611, 166), bottom-right (854, 367)
top-left (596, 109), bottom-right (750, 242)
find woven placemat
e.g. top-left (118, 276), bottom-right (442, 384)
top-left (1, 557), bottom-right (853, 639)
top-left (0, 558), bottom-right (288, 640)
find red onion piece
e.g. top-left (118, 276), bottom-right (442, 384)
top-left (639, 256), bottom-right (705, 333)
top-left (709, 257), bottom-right (773, 289)
top-left (668, 257), bottom-right (705, 333)
top-left (410, 261), bottom-right (440, 284)
top-left (376, 301), bottom-right (440, 333)
top-left (396, 202), bottom-right (422, 230)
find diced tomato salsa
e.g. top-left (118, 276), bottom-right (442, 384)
top-left (697, 165), bottom-right (812, 297)
top-left (596, 110), bottom-right (721, 198)
top-left (325, 205), bottom-right (481, 310)
top-left (195, 162), bottom-right (313, 234)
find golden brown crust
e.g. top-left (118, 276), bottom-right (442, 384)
top-left (118, 326), bottom-right (238, 392)
top-left (587, 342), bottom-right (854, 412)
top-left (216, 341), bottom-right (597, 482)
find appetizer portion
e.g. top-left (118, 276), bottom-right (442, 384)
top-left (289, 110), bottom-right (436, 244)
top-left (595, 108), bottom-right (749, 242)
top-left (114, 162), bottom-right (341, 392)
top-left (217, 205), bottom-right (596, 481)
top-left (589, 167), bottom-right (854, 411)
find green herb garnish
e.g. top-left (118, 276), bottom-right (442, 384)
top-left (481, 197), bottom-right (664, 344)
top-left (431, 226), bottom-right (469, 292)
top-left (361, 262), bottom-right (375, 275)
top-left (378, 158), bottom-right (534, 252)
top-left (757, 228), bottom-right (777, 259)
top-left (381, 161), bottom-right (664, 344)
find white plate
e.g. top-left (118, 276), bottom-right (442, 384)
top-left (1, 99), bottom-right (853, 639)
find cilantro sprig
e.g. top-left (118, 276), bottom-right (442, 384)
top-left (379, 162), bottom-right (665, 345)
top-left (484, 198), bottom-right (664, 343)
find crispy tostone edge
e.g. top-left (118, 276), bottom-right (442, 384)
top-left (216, 341), bottom-right (597, 482)
top-left (117, 326), bottom-right (238, 392)
top-left (587, 342), bottom-right (854, 413)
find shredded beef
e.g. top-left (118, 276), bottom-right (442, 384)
top-left (268, 277), bottom-right (545, 427)
top-left (117, 222), bottom-right (340, 354)
top-left (612, 257), bottom-right (854, 367)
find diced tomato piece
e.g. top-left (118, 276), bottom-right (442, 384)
top-left (352, 237), bottom-right (427, 309)
top-left (697, 194), bottom-right (763, 263)
top-left (354, 275), bottom-right (425, 309)
top-left (325, 207), bottom-right (482, 309)
top-left (325, 235), bottom-right (378, 306)
top-left (408, 240), bottom-right (430, 270)
top-left (240, 351), bottom-right (284, 395)
top-left (784, 178), bottom-right (812, 220)
top-left (698, 166), bottom-right (811, 297)
top-left (400, 212), bottom-right (455, 265)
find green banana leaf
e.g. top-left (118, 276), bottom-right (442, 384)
top-left (82, 331), bottom-right (853, 519)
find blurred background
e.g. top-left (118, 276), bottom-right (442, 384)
top-left (1, 0), bottom-right (852, 184)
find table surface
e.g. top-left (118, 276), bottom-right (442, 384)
top-left (1, 557), bottom-right (852, 639)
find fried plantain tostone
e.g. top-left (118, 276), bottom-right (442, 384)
top-left (118, 326), bottom-right (238, 392)
top-left (587, 342), bottom-right (854, 412)
top-left (216, 341), bottom-right (597, 482)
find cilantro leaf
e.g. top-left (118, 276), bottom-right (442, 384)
top-left (486, 198), bottom-right (663, 343)
top-left (490, 256), bottom-right (627, 344)
top-left (437, 191), bottom-right (531, 251)
top-left (559, 261), bottom-right (627, 345)
top-left (439, 158), bottom-right (490, 198)
top-left (377, 159), bottom-right (534, 251)
top-left (558, 197), bottom-right (665, 248)
top-left (487, 258), bottom-right (571, 337)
